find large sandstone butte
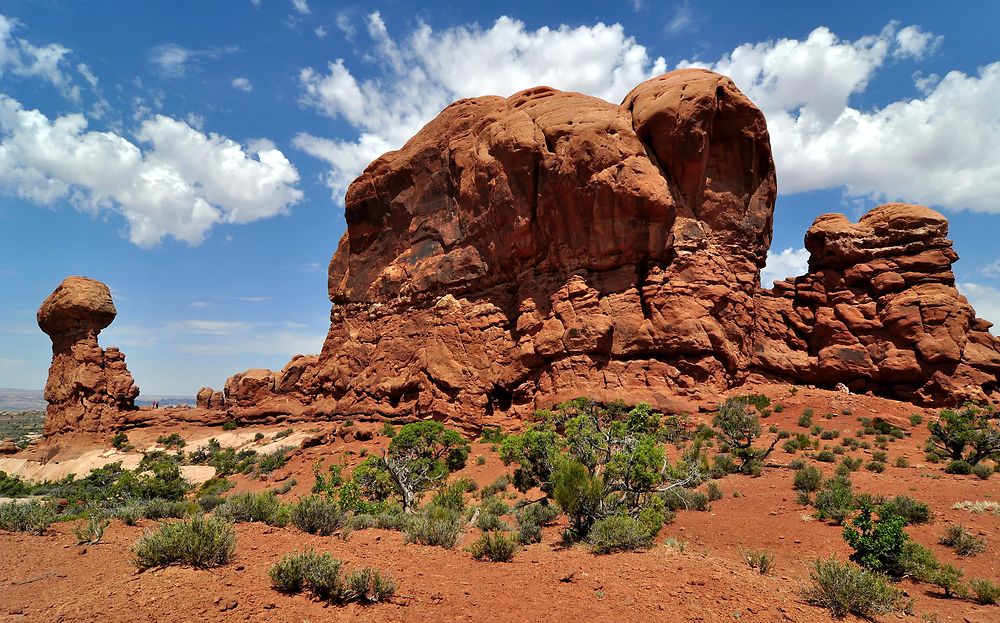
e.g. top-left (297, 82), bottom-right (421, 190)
top-left (37, 69), bottom-right (1000, 436)
top-left (220, 68), bottom-right (998, 428)
top-left (37, 276), bottom-right (139, 435)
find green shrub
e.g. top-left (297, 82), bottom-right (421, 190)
top-left (404, 506), bottom-right (461, 548)
top-left (290, 495), bottom-right (345, 536)
top-left (972, 462), bottom-right (994, 479)
top-left (552, 460), bottom-right (605, 538)
top-left (468, 531), bottom-right (517, 561)
top-left (215, 491), bottom-right (287, 526)
top-left (814, 477), bottom-right (855, 524)
top-left (939, 524), bottom-right (986, 556)
top-left (706, 481), bottom-right (724, 501)
top-left (787, 458), bottom-right (807, 470)
top-left (430, 478), bottom-right (472, 511)
top-left (815, 450), bottom-right (836, 463)
top-left (515, 502), bottom-right (559, 545)
top-left (142, 498), bottom-right (192, 520)
top-left (132, 516), bottom-right (236, 569)
top-left (348, 510), bottom-right (411, 532)
top-left (221, 420), bottom-right (237, 431)
top-left (945, 460), bottom-right (973, 475)
top-left (269, 549), bottom-right (345, 600)
top-left (157, 433), bottom-right (186, 449)
top-left (256, 447), bottom-right (292, 475)
top-left (926, 403), bottom-right (1000, 465)
top-left (865, 461), bottom-right (885, 473)
top-left (893, 456), bottom-right (909, 468)
top-left (803, 558), bottom-right (902, 619)
top-left (712, 397), bottom-right (779, 473)
top-left (794, 466), bottom-right (822, 493)
top-left (72, 512), bottom-right (110, 544)
top-left (480, 426), bottom-right (506, 444)
top-left (587, 511), bottom-right (662, 554)
top-left (345, 567), bottom-right (397, 603)
top-left (880, 496), bottom-right (931, 525)
top-left (740, 548), bottom-right (775, 575)
top-left (798, 411), bottom-right (814, 427)
top-left (111, 431), bottom-right (131, 451)
top-left (970, 578), bottom-right (1000, 605)
top-left (909, 414), bottom-right (924, 426)
top-left (899, 541), bottom-right (939, 581)
top-left (273, 428), bottom-right (293, 441)
top-left (843, 501), bottom-right (908, 575)
top-left (929, 563), bottom-right (966, 598)
top-left (116, 501), bottom-right (146, 525)
top-left (839, 456), bottom-right (863, 473)
top-left (0, 499), bottom-right (55, 534)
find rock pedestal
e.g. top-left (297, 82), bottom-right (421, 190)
top-left (37, 276), bottom-right (139, 435)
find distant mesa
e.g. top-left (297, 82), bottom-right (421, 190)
top-left (36, 69), bottom-right (1000, 437)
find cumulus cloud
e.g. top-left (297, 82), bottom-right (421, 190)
top-left (148, 43), bottom-right (238, 79)
top-left (0, 14), bottom-right (79, 101)
top-left (0, 95), bottom-right (303, 246)
top-left (683, 24), bottom-right (1000, 213)
top-left (982, 259), bottom-right (1000, 278)
top-left (291, 0), bottom-right (310, 15)
top-left (957, 282), bottom-right (1000, 335)
top-left (664, 1), bottom-right (696, 36)
top-left (231, 76), bottom-right (253, 92)
top-left (761, 247), bottom-right (810, 286)
top-left (295, 12), bottom-right (666, 199)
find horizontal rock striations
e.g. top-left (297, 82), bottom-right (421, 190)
top-left (754, 203), bottom-right (999, 403)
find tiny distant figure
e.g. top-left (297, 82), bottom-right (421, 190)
top-left (152, 400), bottom-right (158, 409)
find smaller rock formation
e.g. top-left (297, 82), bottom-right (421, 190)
top-left (196, 387), bottom-right (226, 409)
top-left (38, 276), bottom-right (139, 435)
top-left (754, 204), bottom-right (1000, 403)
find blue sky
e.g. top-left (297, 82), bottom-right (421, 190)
top-left (1, 1), bottom-right (999, 395)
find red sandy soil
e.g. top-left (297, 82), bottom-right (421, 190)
top-left (1, 386), bottom-right (997, 623)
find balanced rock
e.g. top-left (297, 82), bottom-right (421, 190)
top-left (37, 276), bottom-right (139, 435)
top-left (754, 204), bottom-right (1000, 403)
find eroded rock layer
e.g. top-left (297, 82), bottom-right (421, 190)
top-left (229, 68), bottom-right (779, 425)
top-left (37, 276), bottom-right (139, 434)
top-left (754, 203), bottom-right (1000, 403)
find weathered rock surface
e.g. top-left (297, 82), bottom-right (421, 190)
top-left (754, 203), bottom-right (1000, 403)
top-left (37, 276), bottom-right (139, 435)
top-left (228, 68), bottom-right (778, 426)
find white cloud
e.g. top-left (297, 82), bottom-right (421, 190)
top-left (0, 95), bottom-right (303, 246)
top-left (148, 43), bottom-right (237, 79)
top-left (664, 1), bottom-right (695, 36)
top-left (894, 25), bottom-right (942, 59)
top-left (334, 11), bottom-right (355, 39)
top-left (314, 26), bottom-right (327, 39)
top-left (683, 24), bottom-right (1000, 214)
top-left (957, 282), bottom-right (1000, 335)
top-left (291, 0), bottom-right (310, 15)
top-left (295, 13), bottom-right (666, 199)
top-left (983, 260), bottom-right (1000, 278)
top-left (761, 247), bottom-right (810, 287)
top-left (231, 76), bottom-right (253, 92)
top-left (166, 320), bottom-right (254, 335)
top-left (0, 14), bottom-right (78, 101)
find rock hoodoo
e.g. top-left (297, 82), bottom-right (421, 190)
top-left (38, 276), bottom-right (139, 435)
top-left (754, 203), bottom-right (1000, 403)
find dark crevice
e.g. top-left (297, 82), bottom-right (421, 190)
top-left (636, 256), bottom-right (652, 320)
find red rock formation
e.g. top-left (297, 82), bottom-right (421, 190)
top-left (754, 203), bottom-right (1000, 403)
top-left (226, 68), bottom-right (777, 426)
top-left (37, 276), bottom-right (140, 435)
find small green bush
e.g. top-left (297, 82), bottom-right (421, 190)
top-left (803, 558), bottom-right (902, 619)
top-left (587, 512), bottom-right (661, 554)
top-left (273, 428), bottom-right (293, 441)
top-left (798, 411), bottom-right (814, 427)
top-left (972, 462), bottom-right (994, 480)
top-left (270, 549), bottom-right (345, 600)
top-left (880, 496), bottom-right (931, 525)
top-left (221, 420), bottom-right (237, 431)
top-left (970, 578), bottom-right (1000, 605)
top-left (706, 481), bottom-right (724, 501)
top-left (865, 461), bottom-right (885, 473)
top-left (939, 524), bottom-right (986, 556)
top-left (290, 495), bottom-right (345, 536)
top-left (346, 567), bottom-right (397, 603)
top-left (843, 501), bottom-right (908, 575)
top-left (132, 516), bottom-right (236, 569)
top-left (945, 460), bottom-right (974, 475)
top-left (215, 491), bottom-right (287, 526)
top-left (111, 431), bottom-right (131, 451)
top-left (515, 502), bottom-right (559, 545)
top-left (468, 531), bottom-right (517, 561)
top-left (157, 433), bottom-right (186, 449)
top-left (787, 458), bottom-right (807, 470)
top-left (929, 563), bottom-right (966, 598)
top-left (899, 541), bottom-right (939, 582)
top-left (142, 498), bottom-right (192, 520)
top-left (814, 477), bottom-right (855, 524)
top-left (0, 499), bottom-right (56, 534)
top-left (893, 456), bottom-right (909, 468)
top-left (740, 548), bottom-right (775, 575)
top-left (816, 450), bottom-right (836, 463)
top-left (404, 506), bottom-right (461, 548)
top-left (72, 512), bottom-right (110, 544)
top-left (794, 466), bottom-right (822, 493)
